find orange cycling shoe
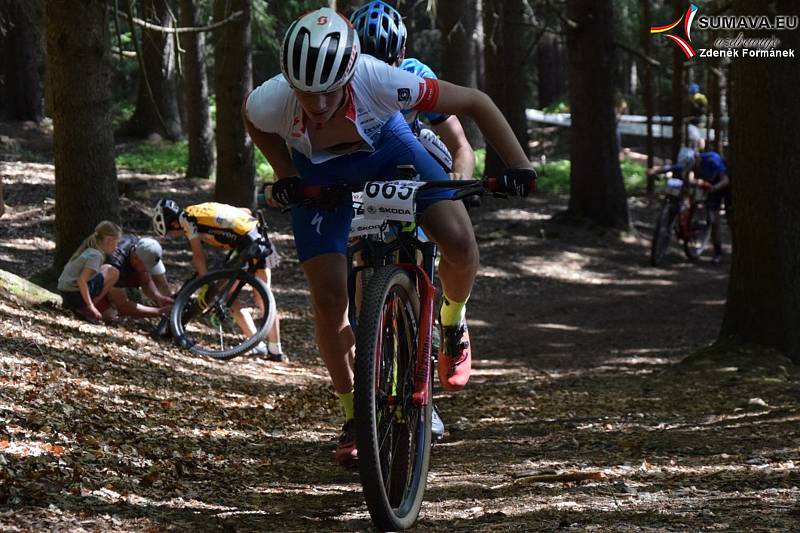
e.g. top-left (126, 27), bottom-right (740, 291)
top-left (437, 319), bottom-right (472, 391)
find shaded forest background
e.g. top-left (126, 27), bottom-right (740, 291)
top-left (1, 1), bottom-right (799, 379)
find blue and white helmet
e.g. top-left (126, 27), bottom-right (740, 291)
top-left (677, 147), bottom-right (697, 169)
top-left (281, 8), bottom-right (360, 93)
top-left (350, 1), bottom-right (407, 65)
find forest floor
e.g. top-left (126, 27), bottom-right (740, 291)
top-left (1, 125), bottom-right (799, 532)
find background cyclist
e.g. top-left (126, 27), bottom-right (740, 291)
top-left (152, 199), bottom-right (288, 361)
top-left (350, 0), bottom-right (474, 180)
top-left (648, 147), bottom-right (731, 264)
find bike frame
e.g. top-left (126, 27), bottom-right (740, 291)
top-left (347, 227), bottom-right (439, 408)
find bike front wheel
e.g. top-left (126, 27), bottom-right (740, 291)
top-left (683, 204), bottom-right (713, 261)
top-left (354, 266), bottom-right (432, 531)
top-left (170, 269), bottom-right (276, 360)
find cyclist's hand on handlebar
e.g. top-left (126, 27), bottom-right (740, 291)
top-left (698, 179), bottom-right (713, 191)
top-left (268, 177), bottom-right (304, 208)
top-left (501, 168), bottom-right (537, 197)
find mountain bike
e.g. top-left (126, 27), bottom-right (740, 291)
top-left (295, 176), bottom-right (512, 531)
top-left (168, 213), bottom-right (277, 360)
top-left (650, 175), bottom-right (712, 267)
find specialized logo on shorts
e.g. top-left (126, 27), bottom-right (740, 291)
top-left (311, 212), bottom-right (324, 235)
top-left (397, 88), bottom-right (411, 103)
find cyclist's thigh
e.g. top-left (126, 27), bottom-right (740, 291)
top-left (419, 200), bottom-right (475, 248)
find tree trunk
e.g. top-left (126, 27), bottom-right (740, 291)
top-left (0, 0), bottom-right (44, 121)
top-left (179, 0), bottom-right (214, 178)
top-left (720, 0), bottom-right (800, 362)
top-left (121, 0), bottom-right (183, 140)
top-left (439, 0), bottom-right (483, 148)
top-left (213, 0), bottom-right (254, 207)
top-left (46, 0), bottom-right (119, 271)
top-left (482, 0), bottom-right (529, 179)
top-left (565, 0), bottom-right (629, 228)
top-left (641, 0), bottom-right (655, 192)
top-left (670, 0), bottom-right (684, 158)
top-left (537, 33), bottom-right (559, 109)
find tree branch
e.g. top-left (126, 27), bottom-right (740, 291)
top-left (614, 39), bottom-right (661, 67)
top-left (125, 9), bottom-right (243, 34)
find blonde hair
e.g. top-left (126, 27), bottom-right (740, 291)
top-left (69, 220), bottom-right (122, 262)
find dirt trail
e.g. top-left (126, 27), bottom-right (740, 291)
top-left (1, 158), bottom-right (798, 531)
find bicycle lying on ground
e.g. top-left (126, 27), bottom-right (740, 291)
top-left (293, 175), bottom-right (518, 531)
top-left (650, 175), bottom-right (713, 267)
top-left (166, 213), bottom-right (277, 360)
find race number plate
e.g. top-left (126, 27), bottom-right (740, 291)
top-left (349, 191), bottom-right (386, 238)
top-left (362, 180), bottom-right (424, 223)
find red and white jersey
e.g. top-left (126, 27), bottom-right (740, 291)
top-left (245, 54), bottom-right (440, 164)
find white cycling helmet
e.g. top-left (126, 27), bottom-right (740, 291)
top-left (281, 8), bottom-right (360, 94)
top-left (677, 147), bottom-right (697, 169)
top-left (152, 198), bottom-right (181, 237)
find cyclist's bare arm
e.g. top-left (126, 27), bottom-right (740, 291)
top-left (432, 115), bottom-right (474, 179)
top-left (243, 99), bottom-right (299, 207)
top-left (152, 273), bottom-right (171, 297)
top-left (431, 81), bottom-right (531, 170)
top-left (189, 237), bottom-right (208, 276)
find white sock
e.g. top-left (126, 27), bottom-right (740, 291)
top-left (268, 341), bottom-right (282, 354)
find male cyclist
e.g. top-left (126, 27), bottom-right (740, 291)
top-left (647, 147), bottom-right (731, 264)
top-left (151, 199), bottom-right (288, 361)
top-left (350, 0), bottom-right (474, 179)
top-left (243, 7), bottom-right (535, 467)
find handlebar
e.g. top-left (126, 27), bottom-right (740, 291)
top-left (257, 177), bottom-right (519, 211)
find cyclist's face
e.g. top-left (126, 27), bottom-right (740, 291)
top-left (294, 87), bottom-right (344, 124)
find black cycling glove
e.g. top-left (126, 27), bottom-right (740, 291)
top-left (501, 168), bottom-right (537, 197)
top-left (270, 177), bottom-right (304, 206)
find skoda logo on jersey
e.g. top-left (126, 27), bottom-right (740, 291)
top-left (366, 205), bottom-right (377, 215)
top-left (397, 88), bottom-right (411, 103)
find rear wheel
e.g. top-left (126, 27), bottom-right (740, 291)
top-left (683, 204), bottom-right (713, 261)
top-left (170, 269), bottom-right (276, 360)
top-left (650, 200), bottom-right (677, 267)
top-left (354, 266), bottom-right (432, 531)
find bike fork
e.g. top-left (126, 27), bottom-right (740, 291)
top-left (398, 264), bottom-right (436, 407)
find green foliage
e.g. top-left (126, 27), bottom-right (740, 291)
top-left (116, 141), bottom-right (189, 174)
top-left (537, 159), bottom-right (572, 193)
top-left (112, 100), bottom-right (135, 130)
top-left (535, 159), bottom-right (647, 194)
top-left (474, 148), bottom-right (485, 178)
top-left (256, 150), bottom-right (274, 181)
top-left (543, 101), bottom-right (570, 114)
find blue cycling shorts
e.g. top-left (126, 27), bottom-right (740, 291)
top-left (290, 112), bottom-right (453, 263)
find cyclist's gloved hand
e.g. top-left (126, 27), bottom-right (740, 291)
top-left (271, 177), bottom-right (304, 207)
top-left (698, 179), bottom-right (713, 191)
top-left (501, 168), bottom-right (537, 197)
